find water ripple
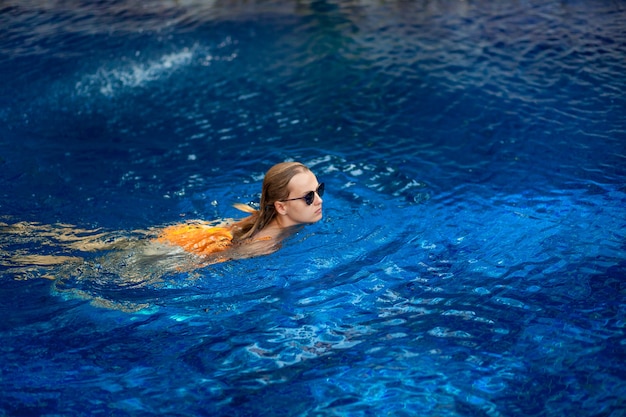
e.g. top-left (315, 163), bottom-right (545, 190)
top-left (1, 1), bottom-right (625, 416)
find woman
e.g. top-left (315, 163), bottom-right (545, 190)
top-left (0, 162), bottom-right (324, 309)
top-left (2, 161), bottom-right (324, 277)
top-left (155, 161), bottom-right (324, 262)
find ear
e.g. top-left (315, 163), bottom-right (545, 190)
top-left (274, 201), bottom-right (288, 215)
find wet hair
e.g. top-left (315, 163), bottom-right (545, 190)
top-left (231, 162), bottom-right (310, 242)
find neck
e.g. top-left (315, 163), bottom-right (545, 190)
top-left (258, 218), bottom-right (302, 240)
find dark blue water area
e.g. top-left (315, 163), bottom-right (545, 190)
top-left (1, 1), bottom-right (626, 416)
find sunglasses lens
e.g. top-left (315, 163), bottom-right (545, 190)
top-left (305, 191), bottom-right (315, 205)
top-left (304, 183), bottom-right (325, 205)
top-left (317, 183), bottom-right (325, 197)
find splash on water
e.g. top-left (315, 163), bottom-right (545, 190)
top-left (75, 47), bottom-right (197, 97)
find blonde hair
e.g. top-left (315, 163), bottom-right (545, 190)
top-left (231, 162), bottom-right (310, 242)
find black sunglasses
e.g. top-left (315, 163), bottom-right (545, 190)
top-left (279, 183), bottom-right (325, 206)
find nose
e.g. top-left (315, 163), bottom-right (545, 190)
top-left (315, 192), bottom-right (323, 205)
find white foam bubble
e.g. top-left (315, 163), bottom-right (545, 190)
top-left (75, 47), bottom-right (195, 97)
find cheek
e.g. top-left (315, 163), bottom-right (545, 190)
top-left (288, 205), bottom-right (315, 222)
top-left (294, 206), bottom-right (310, 219)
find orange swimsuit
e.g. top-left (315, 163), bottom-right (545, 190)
top-left (155, 223), bottom-right (233, 257)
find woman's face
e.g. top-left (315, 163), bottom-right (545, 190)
top-left (277, 170), bottom-right (323, 227)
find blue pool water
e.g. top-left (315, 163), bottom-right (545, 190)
top-left (1, 1), bottom-right (625, 416)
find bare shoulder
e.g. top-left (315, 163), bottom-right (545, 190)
top-left (226, 236), bottom-right (281, 260)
